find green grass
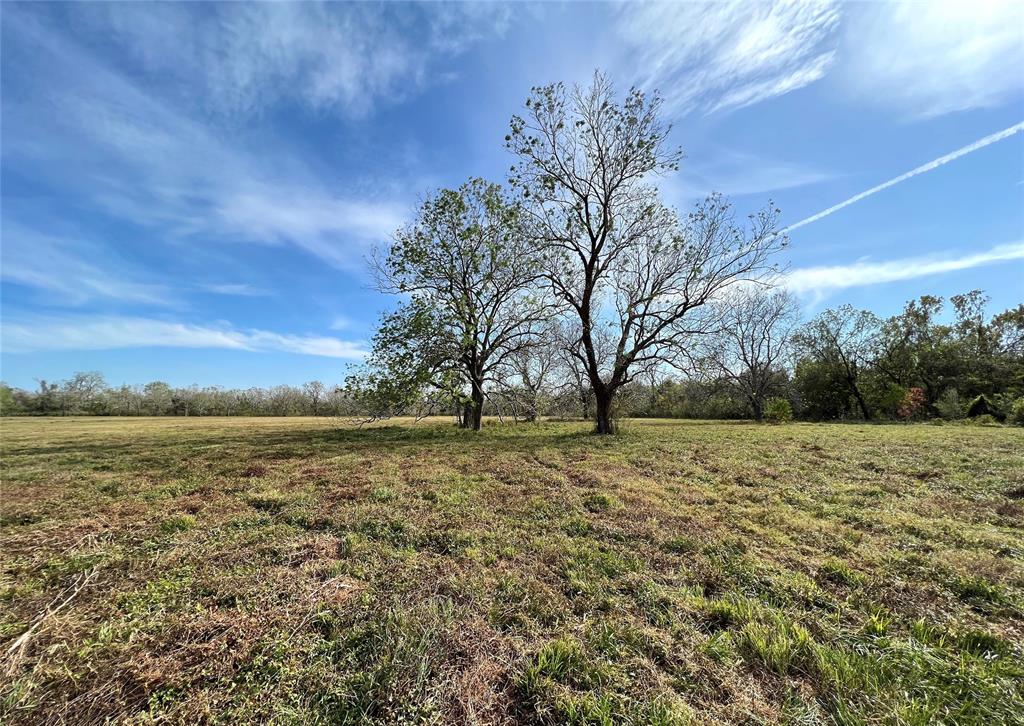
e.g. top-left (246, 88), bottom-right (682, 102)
top-left (1, 416), bottom-right (1022, 724)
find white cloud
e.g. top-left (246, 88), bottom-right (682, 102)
top-left (71, 2), bottom-right (511, 118)
top-left (616, 1), bottom-right (840, 115)
top-left (785, 241), bottom-right (1024, 296)
top-left (2, 7), bottom-right (413, 270)
top-left (328, 316), bottom-right (353, 331)
top-left (662, 148), bottom-right (833, 204)
top-left (214, 188), bottom-right (406, 267)
top-left (1, 225), bottom-right (174, 306)
top-left (784, 122), bottom-right (1024, 232)
top-left (839, 1), bottom-right (1024, 117)
top-left (1, 314), bottom-right (368, 359)
top-left (201, 284), bottom-right (270, 297)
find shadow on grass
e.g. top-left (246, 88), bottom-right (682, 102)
top-left (0, 420), bottom-right (607, 470)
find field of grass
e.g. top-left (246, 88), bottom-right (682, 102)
top-left (1, 416), bottom-right (1022, 725)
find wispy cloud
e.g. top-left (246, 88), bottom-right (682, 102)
top-left (616, 1), bottom-right (840, 115)
top-left (328, 315), bottom-right (353, 331)
top-left (1, 225), bottom-right (174, 306)
top-left (784, 123), bottom-right (1024, 232)
top-left (839, 1), bottom-right (1024, 118)
top-left (201, 284), bottom-right (271, 297)
top-left (2, 7), bottom-right (414, 270)
top-left (662, 148), bottom-right (833, 204)
top-left (68, 2), bottom-right (512, 118)
top-left (785, 241), bottom-right (1024, 296)
top-left (1, 314), bottom-right (368, 359)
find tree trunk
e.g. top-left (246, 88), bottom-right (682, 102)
top-left (467, 378), bottom-right (485, 431)
top-left (851, 384), bottom-right (871, 420)
top-left (751, 397), bottom-right (764, 421)
top-left (594, 388), bottom-right (614, 434)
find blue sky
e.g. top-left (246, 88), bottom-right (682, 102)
top-left (2, 1), bottom-right (1022, 389)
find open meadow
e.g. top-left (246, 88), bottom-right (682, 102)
top-left (1, 416), bottom-right (1022, 725)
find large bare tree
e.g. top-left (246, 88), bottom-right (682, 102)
top-left (506, 74), bottom-right (786, 433)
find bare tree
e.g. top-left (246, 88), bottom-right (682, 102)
top-left (703, 287), bottom-right (798, 420)
top-left (502, 334), bottom-right (560, 422)
top-left (366, 178), bottom-right (556, 430)
top-left (507, 73), bottom-right (786, 433)
top-left (303, 381), bottom-right (326, 416)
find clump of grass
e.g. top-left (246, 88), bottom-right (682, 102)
top-left (949, 574), bottom-right (1007, 606)
top-left (663, 535), bottom-right (698, 554)
top-left (818, 558), bottom-right (862, 586)
top-left (583, 492), bottom-right (618, 512)
top-left (159, 514), bottom-right (197, 533)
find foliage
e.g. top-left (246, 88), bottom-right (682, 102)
top-left (763, 397), bottom-right (793, 423)
top-left (935, 387), bottom-right (965, 420)
top-left (793, 305), bottom-right (880, 420)
top-left (897, 387), bottom-right (926, 420)
top-left (967, 394), bottom-right (999, 420)
top-left (357, 177), bottom-right (552, 430)
top-left (1010, 397), bottom-right (1024, 426)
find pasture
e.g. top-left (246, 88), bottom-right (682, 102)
top-left (1, 417), bottom-right (1022, 724)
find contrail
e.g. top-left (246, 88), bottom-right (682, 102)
top-left (784, 121), bottom-right (1024, 233)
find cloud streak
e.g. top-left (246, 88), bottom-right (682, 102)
top-left (784, 122), bottom-right (1024, 232)
top-left (1, 315), bottom-right (369, 359)
top-left (617, 1), bottom-right (840, 116)
top-left (785, 241), bottom-right (1024, 296)
top-left (1, 225), bottom-right (174, 307)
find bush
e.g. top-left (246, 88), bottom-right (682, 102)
top-left (897, 387), bottom-right (926, 420)
top-left (935, 388), bottom-right (963, 420)
top-left (764, 398), bottom-right (793, 424)
top-left (1008, 397), bottom-right (1024, 427)
top-left (966, 394), bottom-right (999, 419)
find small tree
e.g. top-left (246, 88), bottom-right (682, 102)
top-left (507, 73), bottom-right (785, 433)
top-left (303, 381), bottom-right (326, 416)
top-left (763, 397), bottom-right (793, 424)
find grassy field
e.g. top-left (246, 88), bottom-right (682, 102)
top-left (1, 417), bottom-right (1022, 725)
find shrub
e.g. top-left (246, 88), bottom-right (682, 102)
top-left (763, 397), bottom-right (793, 423)
top-left (966, 394), bottom-right (997, 419)
top-left (935, 388), bottom-right (963, 420)
top-left (897, 387), bottom-right (926, 420)
top-left (1010, 397), bottom-right (1024, 427)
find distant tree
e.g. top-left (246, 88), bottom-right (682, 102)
top-left (361, 178), bottom-right (554, 430)
top-left (507, 73), bottom-right (784, 433)
top-left (793, 305), bottom-right (879, 420)
top-left (60, 372), bottom-right (107, 415)
top-left (303, 381), bottom-right (326, 416)
top-left (0, 383), bottom-right (20, 415)
top-left (703, 288), bottom-right (798, 420)
top-left (502, 334), bottom-right (560, 422)
top-left (143, 381), bottom-right (173, 415)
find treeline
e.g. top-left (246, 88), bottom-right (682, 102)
top-left (0, 377), bottom-right (358, 417)
top-left (3, 288), bottom-right (1021, 424)
top-left (483, 288), bottom-right (1023, 425)
top-left (344, 73), bottom-right (1023, 433)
